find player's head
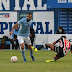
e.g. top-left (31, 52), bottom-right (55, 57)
top-left (59, 26), bottom-right (63, 30)
top-left (15, 25), bottom-right (19, 31)
top-left (61, 36), bottom-right (66, 39)
top-left (58, 26), bottom-right (63, 32)
top-left (27, 13), bottom-right (32, 21)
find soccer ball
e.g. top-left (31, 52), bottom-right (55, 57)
top-left (11, 56), bottom-right (17, 63)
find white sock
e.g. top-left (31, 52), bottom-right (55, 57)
top-left (43, 45), bottom-right (46, 48)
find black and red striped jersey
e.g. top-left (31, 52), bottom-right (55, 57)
top-left (56, 38), bottom-right (71, 54)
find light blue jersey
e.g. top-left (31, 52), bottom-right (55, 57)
top-left (17, 17), bottom-right (33, 37)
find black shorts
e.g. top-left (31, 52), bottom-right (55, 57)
top-left (53, 45), bottom-right (65, 59)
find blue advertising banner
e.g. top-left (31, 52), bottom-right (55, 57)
top-left (0, 0), bottom-right (47, 11)
top-left (47, 0), bottom-right (72, 8)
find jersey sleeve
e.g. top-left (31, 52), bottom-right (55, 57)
top-left (56, 38), bottom-right (61, 43)
top-left (30, 20), bottom-right (33, 25)
top-left (17, 18), bottom-right (24, 24)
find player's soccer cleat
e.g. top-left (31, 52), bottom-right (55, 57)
top-left (31, 55), bottom-right (35, 61)
top-left (31, 46), bottom-right (35, 50)
top-left (34, 48), bottom-right (38, 52)
top-left (31, 46), bottom-right (38, 52)
top-left (46, 59), bottom-right (54, 63)
top-left (23, 58), bottom-right (26, 62)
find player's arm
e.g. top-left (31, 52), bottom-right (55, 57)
top-left (10, 23), bottom-right (19, 36)
top-left (10, 18), bottom-right (24, 36)
top-left (52, 38), bottom-right (61, 45)
top-left (70, 45), bottom-right (72, 53)
top-left (52, 41), bottom-right (57, 45)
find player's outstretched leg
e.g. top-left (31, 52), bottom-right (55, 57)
top-left (52, 53), bottom-right (64, 62)
top-left (45, 44), bottom-right (65, 62)
top-left (38, 43), bottom-right (54, 50)
top-left (38, 43), bottom-right (55, 62)
top-left (28, 45), bottom-right (35, 61)
top-left (45, 43), bottom-right (54, 50)
top-left (20, 43), bottom-right (26, 62)
top-left (46, 54), bottom-right (64, 63)
top-left (45, 43), bottom-right (56, 62)
top-left (37, 45), bottom-right (46, 50)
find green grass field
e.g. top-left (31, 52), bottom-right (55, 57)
top-left (0, 50), bottom-right (72, 72)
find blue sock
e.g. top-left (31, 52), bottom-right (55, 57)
top-left (30, 49), bottom-right (33, 56)
top-left (21, 50), bottom-right (26, 62)
top-left (30, 49), bottom-right (35, 61)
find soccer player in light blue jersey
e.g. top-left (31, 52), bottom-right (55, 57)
top-left (10, 13), bottom-right (38, 62)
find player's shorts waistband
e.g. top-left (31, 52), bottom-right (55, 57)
top-left (17, 35), bottom-right (29, 37)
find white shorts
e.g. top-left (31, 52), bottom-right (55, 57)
top-left (17, 36), bottom-right (31, 45)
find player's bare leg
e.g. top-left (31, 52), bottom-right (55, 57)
top-left (20, 43), bottom-right (26, 62)
top-left (20, 43), bottom-right (25, 50)
top-left (43, 43), bottom-right (55, 62)
top-left (37, 43), bottom-right (57, 62)
top-left (46, 54), bottom-right (58, 63)
top-left (45, 44), bottom-right (64, 62)
top-left (45, 43), bottom-right (54, 50)
top-left (27, 45), bottom-right (35, 61)
top-left (38, 43), bottom-right (54, 50)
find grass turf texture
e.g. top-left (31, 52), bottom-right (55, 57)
top-left (0, 50), bottom-right (72, 72)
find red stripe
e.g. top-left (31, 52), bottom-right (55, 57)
top-left (53, 46), bottom-right (54, 51)
top-left (65, 39), bottom-right (66, 48)
top-left (68, 42), bottom-right (71, 49)
top-left (64, 38), bottom-right (66, 51)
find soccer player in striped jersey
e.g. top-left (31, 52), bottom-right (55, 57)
top-left (38, 36), bottom-right (72, 62)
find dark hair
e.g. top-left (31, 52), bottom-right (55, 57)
top-left (27, 12), bottom-right (32, 15)
top-left (59, 26), bottom-right (63, 30)
top-left (61, 36), bottom-right (66, 39)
